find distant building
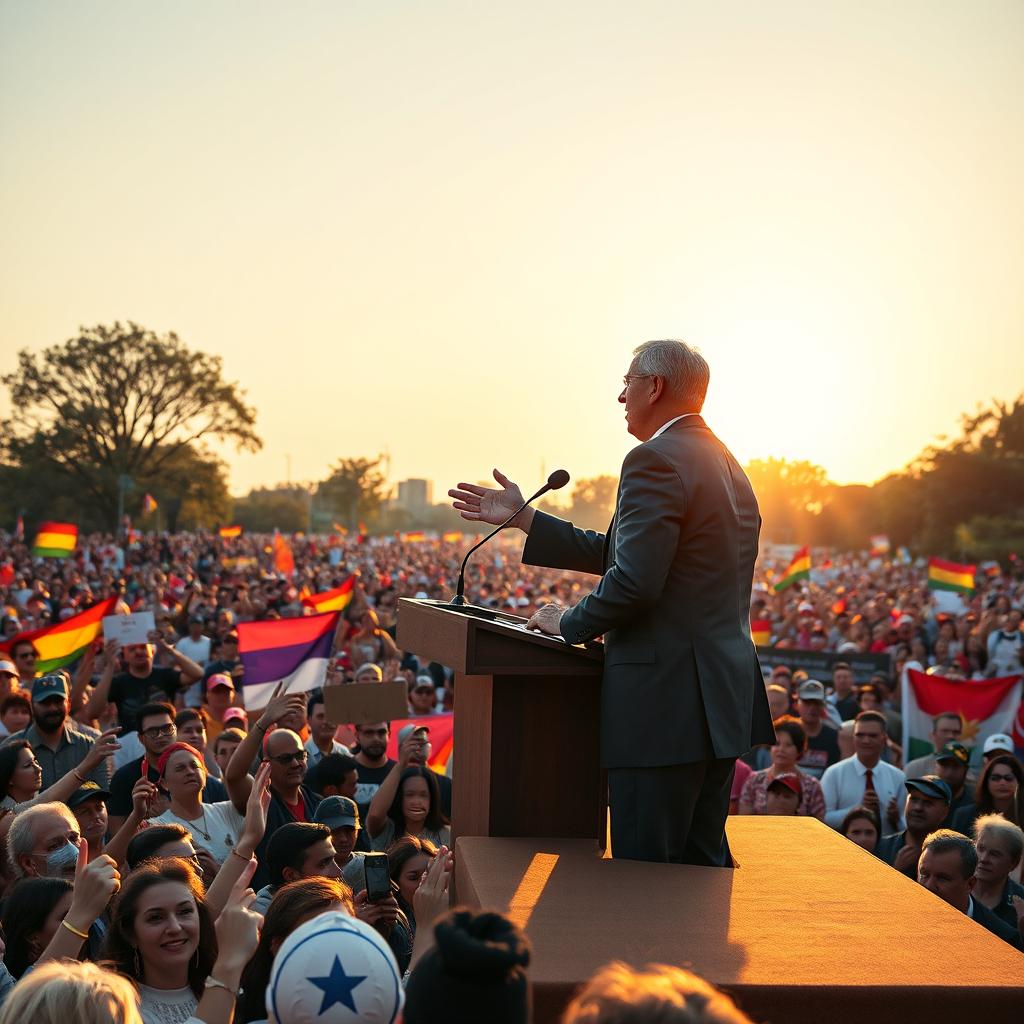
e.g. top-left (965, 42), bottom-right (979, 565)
top-left (396, 478), bottom-right (433, 510)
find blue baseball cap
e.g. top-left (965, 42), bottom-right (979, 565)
top-left (32, 674), bottom-right (69, 702)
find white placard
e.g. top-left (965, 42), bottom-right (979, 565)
top-left (102, 611), bottom-right (156, 646)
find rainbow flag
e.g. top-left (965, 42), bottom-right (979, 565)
top-left (1, 597), bottom-right (117, 674)
top-left (402, 531), bottom-right (426, 543)
top-left (442, 531), bottom-right (463, 543)
top-left (773, 547), bottom-right (811, 592)
top-left (31, 522), bottom-right (77, 559)
top-left (750, 618), bottom-right (772, 646)
top-left (927, 557), bottom-right (975, 594)
top-left (302, 576), bottom-right (355, 614)
top-left (219, 525), bottom-right (242, 539)
top-left (142, 494), bottom-right (158, 515)
top-left (237, 611), bottom-right (340, 708)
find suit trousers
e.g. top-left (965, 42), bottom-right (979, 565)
top-left (608, 757), bottom-right (736, 866)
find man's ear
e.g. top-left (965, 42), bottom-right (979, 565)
top-left (17, 854), bottom-right (38, 878)
top-left (965, 873), bottom-right (977, 894)
top-left (282, 866), bottom-right (299, 884)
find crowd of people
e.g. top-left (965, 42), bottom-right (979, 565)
top-left (0, 528), bottom-right (1019, 1022)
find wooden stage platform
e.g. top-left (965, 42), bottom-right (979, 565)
top-left (454, 818), bottom-right (1023, 1024)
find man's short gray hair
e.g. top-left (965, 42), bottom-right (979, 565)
top-left (920, 828), bottom-right (977, 879)
top-left (7, 802), bottom-right (78, 879)
top-left (631, 339), bottom-right (709, 412)
top-left (973, 813), bottom-right (1024, 864)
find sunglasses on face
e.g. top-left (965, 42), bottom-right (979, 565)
top-left (269, 750), bottom-right (308, 766)
top-left (141, 724), bottom-right (176, 739)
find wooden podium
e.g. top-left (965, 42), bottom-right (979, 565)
top-left (395, 598), bottom-right (605, 844)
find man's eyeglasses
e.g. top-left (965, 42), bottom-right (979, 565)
top-left (622, 373), bottom-right (656, 389)
top-left (269, 750), bottom-right (308, 766)
top-left (141, 723), bottom-right (176, 740)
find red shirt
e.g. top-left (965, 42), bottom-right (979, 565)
top-left (284, 797), bottom-right (306, 822)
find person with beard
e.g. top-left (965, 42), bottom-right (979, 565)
top-left (875, 776), bottom-right (952, 878)
top-left (351, 720), bottom-right (397, 823)
top-left (4, 675), bottom-right (112, 790)
top-left (223, 691), bottom-right (322, 889)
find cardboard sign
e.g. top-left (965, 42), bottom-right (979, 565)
top-left (324, 680), bottom-right (409, 726)
top-left (102, 610), bottom-right (156, 646)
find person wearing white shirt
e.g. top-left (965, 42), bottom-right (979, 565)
top-left (176, 616), bottom-right (212, 708)
top-left (820, 710), bottom-right (906, 832)
top-left (305, 691), bottom-right (351, 767)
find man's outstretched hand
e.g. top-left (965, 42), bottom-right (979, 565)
top-left (448, 469), bottom-right (532, 531)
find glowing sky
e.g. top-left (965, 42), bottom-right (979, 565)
top-left (2, 1), bottom-right (1022, 499)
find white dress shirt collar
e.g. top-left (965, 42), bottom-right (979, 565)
top-left (649, 413), bottom-right (699, 440)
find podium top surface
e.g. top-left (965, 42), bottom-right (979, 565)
top-left (396, 598), bottom-right (604, 676)
top-left (455, 819), bottom-right (1023, 995)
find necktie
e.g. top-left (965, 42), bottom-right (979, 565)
top-left (864, 768), bottom-right (875, 797)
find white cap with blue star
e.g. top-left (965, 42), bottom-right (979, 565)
top-left (267, 911), bottom-right (404, 1024)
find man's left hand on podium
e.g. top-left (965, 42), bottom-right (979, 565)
top-left (527, 603), bottom-right (565, 637)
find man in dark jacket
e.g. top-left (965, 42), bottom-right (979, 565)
top-left (449, 339), bottom-right (774, 865)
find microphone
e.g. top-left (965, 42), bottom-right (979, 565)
top-left (451, 469), bottom-right (570, 606)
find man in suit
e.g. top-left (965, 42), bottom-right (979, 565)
top-left (448, 339), bottom-right (775, 865)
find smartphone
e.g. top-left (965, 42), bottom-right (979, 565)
top-left (363, 852), bottom-right (391, 903)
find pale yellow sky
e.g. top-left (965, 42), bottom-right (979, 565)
top-left (2, 1), bottom-right (1022, 500)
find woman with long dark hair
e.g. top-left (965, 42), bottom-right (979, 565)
top-left (101, 858), bottom-right (217, 1023)
top-left (236, 876), bottom-right (355, 1022)
top-left (366, 749), bottom-right (451, 852)
top-left (951, 754), bottom-right (1023, 835)
top-left (0, 734), bottom-right (119, 814)
top-left (1, 877), bottom-right (73, 978)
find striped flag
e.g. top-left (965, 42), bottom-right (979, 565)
top-left (927, 557), bottom-right (976, 594)
top-left (302, 576), bottom-right (355, 615)
top-left (31, 522), bottom-right (77, 559)
top-left (402, 531), bottom-right (426, 543)
top-left (237, 611), bottom-right (340, 708)
top-left (442, 531), bottom-right (463, 543)
top-left (750, 618), bottom-right (772, 646)
top-left (142, 494), bottom-right (158, 514)
top-left (219, 525), bottom-right (243, 539)
top-left (869, 534), bottom-right (890, 556)
top-left (773, 546), bottom-right (811, 592)
top-left (902, 668), bottom-right (1022, 763)
top-left (1, 597), bottom-right (117, 675)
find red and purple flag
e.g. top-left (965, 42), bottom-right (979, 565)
top-left (237, 611), bottom-right (340, 708)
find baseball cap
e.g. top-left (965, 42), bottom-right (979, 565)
top-left (397, 724), bottom-right (430, 748)
top-left (0, 659), bottom-right (17, 677)
top-left (905, 776), bottom-right (952, 804)
top-left (767, 773), bottom-right (802, 796)
top-left (797, 679), bottom-right (826, 702)
top-left (31, 674), bottom-right (69, 702)
top-left (411, 675), bottom-right (435, 692)
top-left (983, 733), bottom-right (1014, 755)
top-left (266, 911), bottom-right (404, 1024)
top-left (66, 781), bottom-right (111, 809)
top-left (314, 796), bottom-right (360, 830)
top-left (223, 706), bottom-right (248, 727)
top-left (935, 741), bottom-right (970, 766)
top-left (206, 673), bottom-right (234, 691)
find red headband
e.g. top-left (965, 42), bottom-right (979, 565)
top-left (156, 741), bottom-right (205, 779)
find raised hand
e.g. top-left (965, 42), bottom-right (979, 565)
top-left (448, 469), bottom-right (528, 529)
top-left (240, 762), bottom-right (272, 852)
top-left (80, 728), bottom-right (122, 774)
top-left (258, 691), bottom-right (307, 729)
top-left (413, 844), bottom-right (454, 932)
top-left (131, 777), bottom-right (161, 819)
top-left (66, 839), bottom-right (120, 933)
top-left (212, 862), bottom-right (263, 974)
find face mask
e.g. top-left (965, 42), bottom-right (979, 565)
top-left (40, 840), bottom-right (78, 877)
